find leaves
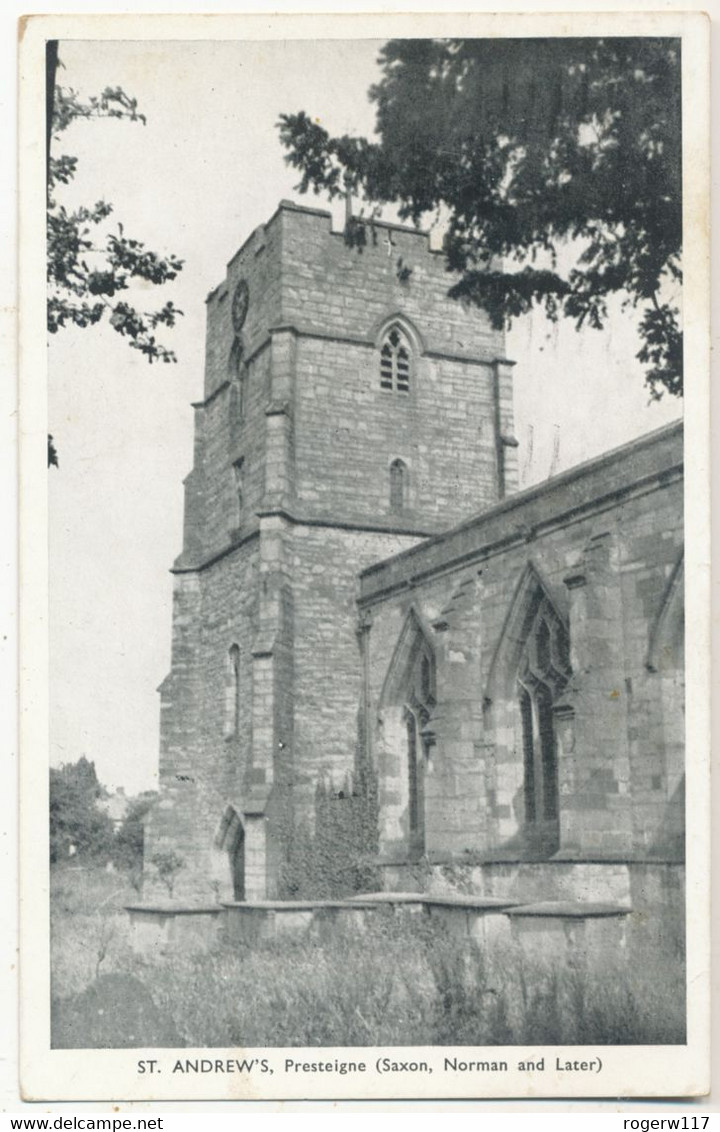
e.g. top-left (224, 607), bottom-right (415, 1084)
top-left (279, 37), bottom-right (683, 398)
top-left (49, 757), bottom-right (114, 863)
top-left (638, 301), bottom-right (683, 400)
top-left (108, 301), bottom-right (181, 362)
top-left (151, 850), bottom-right (185, 897)
top-left (113, 794), bottom-right (156, 879)
top-left (106, 231), bottom-right (184, 285)
top-left (47, 62), bottom-right (184, 382)
top-left (50, 84), bottom-right (147, 140)
top-left (48, 435), bottom-right (59, 469)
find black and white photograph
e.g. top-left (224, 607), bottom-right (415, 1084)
top-left (18, 10), bottom-right (710, 1102)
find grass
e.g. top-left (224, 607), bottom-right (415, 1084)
top-left (50, 865), bottom-right (136, 997)
top-left (50, 866), bottom-right (686, 1048)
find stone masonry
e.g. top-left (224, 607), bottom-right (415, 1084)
top-left (147, 201), bottom-right (684, 917)
top-left (148, 201), bottom-right (519, 900)
top-left (359, 424), bottom-right (684, 880)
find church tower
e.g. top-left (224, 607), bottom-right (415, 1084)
top-left (148, 200), bottom-right (516, 901)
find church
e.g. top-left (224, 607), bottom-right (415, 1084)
top-left (146, 200), bottom-right (684, 926)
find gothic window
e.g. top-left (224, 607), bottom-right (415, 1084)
top-left (646, 551), bottom-right (685, 818)
top-left (421, 654), bottom-right (432, 703)
top-left (404, 642), bottom-right (436, 856)
top-left (231, 823), bottom-right (245, 901)
top-left (406, 711), bottom-right (420, 836)
top-left (380, 607), bottom-right (437, 860)
top-left (225, 644), bottom-right (241, 738)
top-left (389, 459), bottom-right (408, 512)
top-left (519, 689), bottom-right (536, 823)
top-left (233, 458), bottom-right (245, 523)
top-left (228, 340), bottom-right (246, 427)
top-left (380, 326), bottom-right (411, 394)
top-left (517, 599), bottom-right (571, 840)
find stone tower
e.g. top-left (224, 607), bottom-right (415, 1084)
top-left (148, 200), bottom-right (516, 901)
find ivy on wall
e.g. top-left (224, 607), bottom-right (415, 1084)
top-left (280, 709), bottom-right (380, 899)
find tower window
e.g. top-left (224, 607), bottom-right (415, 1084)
top-left (390, 459), bottom-right (408, 512)
top-left (225, 644), bottom-right (241, 738)
top-left (233, 458), bottom-right (245, 522)
top-left (228, 340), bottom-right (247, 427)
top-left (380, 326), bottom-right (411, 394)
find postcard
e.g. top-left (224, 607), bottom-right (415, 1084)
top-left (18, 10), bottom-right (710, 1101)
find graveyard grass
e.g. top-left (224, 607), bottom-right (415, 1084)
top-left (50, 866), bottom-right (686, 1049)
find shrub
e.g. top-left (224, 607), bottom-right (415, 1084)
top-left (49, 758), bottom-right (114, 864)
top-left (113, 793), bottom-right (156, 892)
top-left (151, 850), bottom-right (185, 898)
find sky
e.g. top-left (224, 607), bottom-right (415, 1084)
top-left (48, 37), bottom-right (683, 795)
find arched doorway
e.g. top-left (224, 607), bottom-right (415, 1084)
top-left (214, 804), bottom-right (246, 901)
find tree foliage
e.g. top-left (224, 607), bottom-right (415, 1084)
top-left (151, 850), bottom-right (185, 898)
top-left (47, 43), bottom-right (185, 463)
top-left (279, 38), bottom-right (682, 399)
top-left (49, 756), bottom-right (114, 864)
top-left (112, 793), bottom-right (156, 890)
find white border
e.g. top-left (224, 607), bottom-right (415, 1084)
top-left (16, 8), bottom-right (711, 1105)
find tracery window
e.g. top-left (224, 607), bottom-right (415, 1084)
top-left (404, 642), bottom-right (436, 855)
top-left (517, 597), bottom-right (571, 836)
top-left (380, 326), bottom-right (411, 394)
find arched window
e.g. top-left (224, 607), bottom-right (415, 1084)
top-left (406, 710), bottom-right (420, 836)
top-left (379, 607), bottom-right (436, 859)
top-left (380, 326), bottom-right (411, 394)
top-left (405, 642), bottom-right (436, 856)
top-left (230, 822), bottom-right (245, 901)
top-left (517, 599), bottom-right (571, 847)
top-left (233, 458), bottom-right (245, 524)
top-left (421, 654), bottom-right (432, 703)
top-left (389, 459), bottom-right (408, 512)
top-left (225, 644), bottom-right (241, 738)
top-left (228, 339), bottom-right (246, 428)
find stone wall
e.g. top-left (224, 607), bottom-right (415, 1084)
top-left (204, 212), bottom-right (283, 402)
top-left (278, 200), bottom-right (511, 528)
top-left (278, 202), bottom-right (503, 360)
top-left (150, 200), bottom-right (517, 900)
top-left (360, 423), bottom-right (684, 873)
top-left (148, 537), bottom-right (260, 901)
top-left (150, 199), bottom-right (683, 908)
top-left (186, 200), bottom-right (515, 571)
top-left (292, 334), bottom-right (501, 529)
